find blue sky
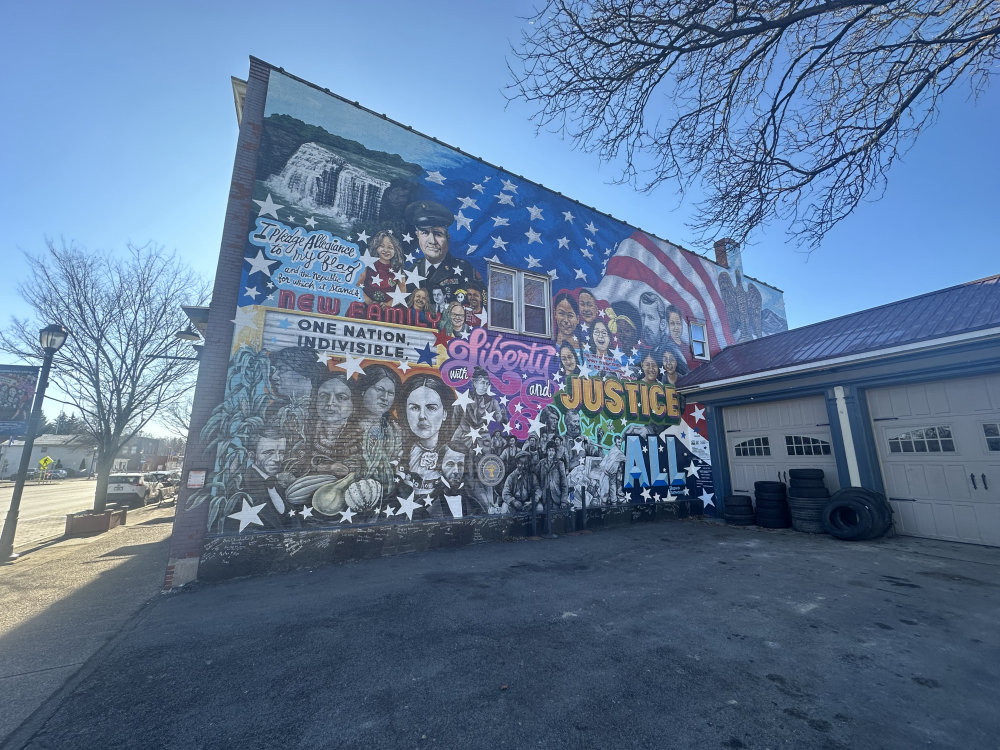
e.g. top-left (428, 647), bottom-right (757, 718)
top-left (2, 0), bottom-right (997, 339)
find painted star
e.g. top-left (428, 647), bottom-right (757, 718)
top-left (471, 182), bottom-right (484, 193)
top-left (526, 205), bottom-right (544, 221)
top-left (577, 361), bottom-right (593, 378)
top-left (276, 317), bottom-right (293, 329)
top-left (387, 288), bottom-right (410, 307)
top-left (496, 192), bottom-right (515, 207)
top-left (547, 269), bottom-right (558, 280)
top-left (556, 236), bottom-right (570, 249)
top-left (580, 247), bottom-right (593, 260)
top-left (253, 193), bottom-right (283, 219)
top-left (491, 236), bottom-right (508, 252)
top-left (574, 268), bottom-right (588, 281)
top-left (370, 273), bottom-right (382, 286)
top-left (455, 211), bottom-right (473, 232)
top-left (526, 414), bottom-right (544, 435)
top-left (699, 490), bottom-right (715, 508)
top-left (335, 355), bottom-right (366, 379)
top-left (498, 394), bottom-right (509, 406)
top-left (402, 232), bottom-right (414, 245)
top-left (691, 405), bottom-right (706, 423)
top-left (562, 211), bottom-right (575, 223)
top-left (525, 227), bottom-right (542, 244)
top-left (458, 196), bottom-right (480, 210)
top-left (525, 254), bottom-right (541, 268)
top-left (465, 425), bottom-right (485, 443)
top-left (299, 505), bottom-right (314, 519)
top-left (227, 499), bottom-right (266, 532)
top-left (500, 178), bottom-right (518, 193)
top-left (286, 215), bottom-right (295, 223)
top-left (404, 252), bottom-right (416, 264)
top-left (491, 216), bottom-right (510, 227)
top-left (244, 286), bottom-right (260, 301)
top-left (610, 346), bottom-right (625, 360)
top-left (245, 250), bottom-right (279, 276)
top-left (231, 306), bottom-right (260, 333)
top-left (355, 230), bottom-right (370, 244)
top-left (340, 507), bottom-right (357, 524)
top-left (642, 444), bottom-right (649, 454)
top-left (684, 461), bottom-right (701, 478)
top-left (434, 329), bottom-right (452, 347)
top-left (487, 254), bottom-right (502, 264)
top-left (460, 329), bottom-right (471, 339)
top-left (465, 244), bottom-right (478, 256)
top-left (359, 252), bottom-right (379, 271)
top-left (415, 343), bottom-right (436, 366)
top-left (585, 221), bottom-right (598, 234)
top-left (453, 389), bottom-right (474, 410)
top-left (641, 487), bottom-right (652, 501)
top-left (425, 170), bottom-right (446, 185)
top-left (315, 351), bottom-right (333, 365)
top-left (404, 267), bottom-right (427, 288)
top-left (388, 493), bottom-right (416, 521)
top-left (305, 216), bottom-right (317, 229)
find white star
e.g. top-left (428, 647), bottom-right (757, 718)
top-left (580, 247), bottom-right (593, 260)
top-left (699, 491), bottom-right (715, 508)
top-left (253, 193), bottom-right (283, 219)
top-left (244, 286), bottom-right (260, 300)
top-left (404, 267), bottom-right (427, 288)
top-left (465, 244), bottom-right (478, 256)
top-left (585, 221), bottom-right (598, 234)
top-left (562, 211), bottom-right (575, 223)
top-left (525, 227), bottom-right (542, 244)
top-left (227, 499), bottom-right (266, 532)
top-left (396, 491), bottom-right (421, 520)
top-left (578, 361), bottom-right (593, 378)
top-left (526, 205), bottom-right (544, 221)
top-left (496, 192), bottom-right (515, 207)
top-left (340, 507), bottom-right (356, 523)
top-left (473, 443), bottom-right (484, 455)
top-left (425, 170), bottom-right (446, 185)
top-left (398, 360), bottom-right (412, 373)
top-left (370, 274), bottom-right (382, 286)
top-left (691, 405), bottom-right (706, 423)
top-left (491, 216), bottom-right (510, 227)
top-left (642, 444), bottom-right (648, 454)
top-left (641, 487), bottom-right (652, 501)
top-left (585, 238), bottom-right (595, 248)
top-left (487, 254), bottom-right (502, 264)
top-left (610, 346), bottom-right (625, 360)
top-left (460, 329), bottom-right (470, 339)
top-left (402, 232), bottom-right (414, 245)
top-left (355, 230), bottom-right (370, 244)
top-left (465, 425), bottom-right (485, 443)
top-left (245, 250), bottom-right (278, 276)
top-left (525, 254), bottom-right (541, 268)
top-left (231, 306), bottom-right (260, 332)
top-left (299, 505), bottom-right (314, 519)
top-left (500, 178), bottom-right (518, 193)
top-left (359, 252), bottom-right (379, 271)
top-left (455, 211), bottom-right (473, 232)
top-left (684, 461), bottom-right (700, 478)
top-left (491, 236), bottom-right (508, 252)
top-left (472, 182), bottom-right (484, 193)
top-left (557, 236), bottom-right (570, 249)
top-left (305, 216), bottom-right (317, 228)
top-left (621, 365), bottom-right (635, 379)
top-left (547, 269), bottom-right (558, 280)
top-left (404, 252), bottom-right (416, 264)
top-left (453, 390), bottom-right (474, 410)
top-left (574, 268), bottom-right (588, 281)
top-left (335, 355), bottom-right (366, 379)
top-left (315, 351), bottom-right (333, 365)
top-left (458, 196), bottom-right (480, 210)
top-left (526, 414), bottom-right (544, 435)
top-left (383, 505), bottom-right (396, 518)
top-left (552, 371), bottom-right (563, 384)
top-left (388, 288), bottom-right (410, 307)
top-left (286, 215), bottom-right (295, 223)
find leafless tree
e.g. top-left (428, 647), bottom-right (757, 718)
top-left (0, 241), bottom-right (209, 511)
top-left (509, 0), bottom-right (999, 246)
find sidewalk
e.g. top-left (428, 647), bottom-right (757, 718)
top-left (0, 503), bottom-right (175, 746)
top-left (1, 517), bottom-right (998, 749)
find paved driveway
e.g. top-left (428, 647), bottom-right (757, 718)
top-left (12, 520), bottom-right (1000, 749)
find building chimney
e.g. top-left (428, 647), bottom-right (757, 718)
top-left (714, 238), bottom-right (736, 268)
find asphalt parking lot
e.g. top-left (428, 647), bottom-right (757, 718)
top-left (10, 519), bottom-right (1000, 750)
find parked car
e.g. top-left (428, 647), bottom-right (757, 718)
top-left (50, 469), bottom-right (68, 479)
top-left (106, 473), bottom-right (163, 508)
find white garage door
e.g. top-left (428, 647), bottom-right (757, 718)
top-left (724, 396), bottom-right (839, 495)
top-left (868, 374), bottom-right (1000, 547)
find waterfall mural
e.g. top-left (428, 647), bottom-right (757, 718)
top-left (187, 65), bottom-right (787, 553)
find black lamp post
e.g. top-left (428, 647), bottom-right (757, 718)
top-left (0, 323), bottom-right (69, 562)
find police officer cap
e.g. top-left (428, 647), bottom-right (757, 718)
top-left (405, 200), bottom-right (453, 229)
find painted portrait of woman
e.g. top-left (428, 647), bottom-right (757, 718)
top-left (311, 372), bottom-right (354, 475)
top-left (347, 364), bottom-right (403, 495)
top-left (401, 375), bottom-right (457, 503)
top-left (559, 342), bottom-right (580, 378)
top-left (583, 319), bottom-right (620, 375)
top-left (640, 350), bottom-right (660, 384)
top-left (553, 291), bottom-right (581, 350)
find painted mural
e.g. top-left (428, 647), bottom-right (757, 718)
top-left (191, 71), bottom-right (786, 535)
top-left (0, 365), bottom-right (39, 436)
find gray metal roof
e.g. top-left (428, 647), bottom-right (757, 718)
top-left (679, 275), bottom-right (1000, 389)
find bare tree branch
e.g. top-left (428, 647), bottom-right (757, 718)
top-left (508, 0), bottom-right (999, 246)
top-left (0, 240), bottom-right (209, 511)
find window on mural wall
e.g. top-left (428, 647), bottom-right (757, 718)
top-left (785, 435), bottom-right (832, 456)
top-left (488, 264), bottom-right (551, 337)
top-left (887, 426), bottom-right (955, 453)
top-left (734, 437), bottom-right (770, 456)
top-left (689, 319), bottom-right (709, 360)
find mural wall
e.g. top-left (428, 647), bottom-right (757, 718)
top-left (192, 70), bottom-right (786, 537)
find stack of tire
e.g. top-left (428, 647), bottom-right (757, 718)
top-left (786, 468), bottom-right (830, 533)
top-left (753, 481), bottom-right (792, 528)
top-left (822, 488), bottom-right (893, 541)
top-left (723, 494), bottom-right (755, 526)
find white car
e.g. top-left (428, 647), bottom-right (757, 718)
top-left (106, 473), bottom-right (163, 508)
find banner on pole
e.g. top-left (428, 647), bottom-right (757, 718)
top-left (0, 365), bottom-right (39, 436)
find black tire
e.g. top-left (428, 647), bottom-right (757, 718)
top-left (788, 468), bottom-right (824, 480)
top-left (787, 487), bottom-right (831, 499)
top-left (823, 498), bottom-right (876, 540)
top-left (754, 481), bottom-right (785, 494)
top-left (788, 477), bottom-right (827, 489)
top-left (829, 487), bottom-right (893, 540)
top-left (755, 491), bottom-right (787, 503)
top-left (724, 494), bottom-right (753, 509)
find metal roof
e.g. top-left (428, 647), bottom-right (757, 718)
top-left (678, 275), bottom-right (1000, 389)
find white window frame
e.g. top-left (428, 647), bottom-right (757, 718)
top-left (487, 263), bottom-right (551, 338)
top-left (689, 319), bottom-right (710, 360)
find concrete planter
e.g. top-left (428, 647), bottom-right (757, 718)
top-left (65, 508), bottom-right (127, 537)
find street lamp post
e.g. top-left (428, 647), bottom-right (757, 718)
top-left (0, 324), bottom-right (69, 562)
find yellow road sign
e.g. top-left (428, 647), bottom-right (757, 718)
top-left (38, 456), bottom-right (54, 469)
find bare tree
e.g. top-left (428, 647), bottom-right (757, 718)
top-left (0, 241), bottom-right (209, 511)
top-left (509, 0), bottom-right (999, 246)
